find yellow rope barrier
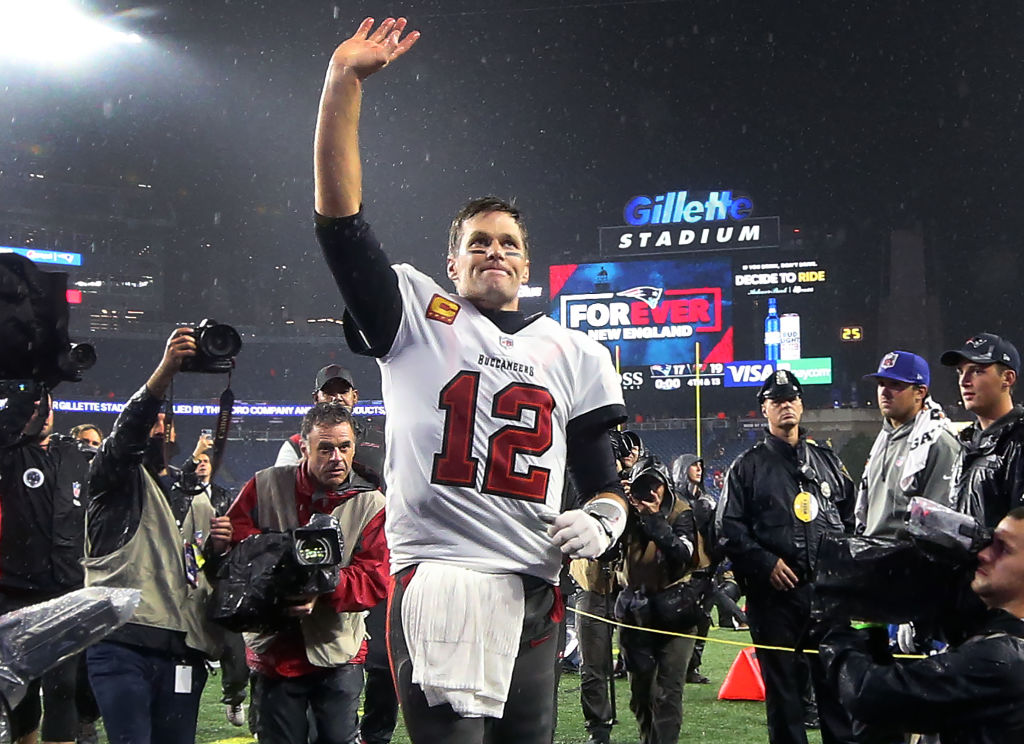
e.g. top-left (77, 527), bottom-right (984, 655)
top-left (567, 605), bottom-right (926, 659)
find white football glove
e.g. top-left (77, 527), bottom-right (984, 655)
top-left (547, 498), bottom-right (626, 559)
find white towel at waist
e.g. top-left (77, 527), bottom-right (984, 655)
top-left (402, 562), bottom-right (525, 718)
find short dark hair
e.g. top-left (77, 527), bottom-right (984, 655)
top-left (447, 196), bottom-right (530, 258)
top-left (1005, 506), bottom-right (1024, 522)
top-left (300, 402), bottom-right (357, 442)
top-left (70, 423), bottom-right (104, 440)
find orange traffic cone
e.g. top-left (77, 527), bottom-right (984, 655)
top-left (717, 646), bottom-right (766, 701)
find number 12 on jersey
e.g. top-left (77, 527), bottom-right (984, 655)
top-left (431, 371), bottom-right (555, 502)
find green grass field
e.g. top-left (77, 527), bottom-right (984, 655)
top-left (180, 627), bottom-right (823, 744)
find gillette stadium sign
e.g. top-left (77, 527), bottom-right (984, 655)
top-left (599, 190), bottom-right (780, 256)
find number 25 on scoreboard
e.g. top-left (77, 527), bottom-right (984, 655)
top-left (841, 326), bottom-right (864, 342)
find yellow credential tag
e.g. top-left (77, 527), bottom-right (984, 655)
top-left (793, 491), bottom-right (818, 523)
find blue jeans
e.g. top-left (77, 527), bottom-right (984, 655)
top-left (86, 641), bottom-right (208, 744)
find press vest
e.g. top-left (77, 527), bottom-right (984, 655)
top-left (244, 465), bottom-right (385, 667)
top-left (619, 497), bottom-right (699, 592)
top-left (83, 468), bottom-right (222, 657)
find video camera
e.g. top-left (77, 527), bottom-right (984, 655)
top-left (0, 254), bottom-right (95, 447)
top-left (210, 513), bottom-right (345, 633)
top-left (812, 497), bottom-right (993, 625)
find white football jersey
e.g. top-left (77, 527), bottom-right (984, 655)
top-left (380, 264), bottom-right (625, 583)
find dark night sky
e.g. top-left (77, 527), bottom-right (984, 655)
top-left (2, 0), bottom-right (1023, 407)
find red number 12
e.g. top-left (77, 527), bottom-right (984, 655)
top-left (431, 371), bottom-right (555, 502)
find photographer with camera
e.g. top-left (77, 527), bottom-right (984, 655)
top-left (82, 327), bottom-right (233, 744)
top-left (226, 401), bottom-right (387, 744)
top-left (567, 429), bottom-right (640, 744)
top-left (179, 432), bottom-right (233, 517)
top-left (0, 394), bottom-right (92, 744)
top-left (715, 370), bottom-right (856, 744)
top-left (821, 507), bottom-right (1024, 743)
top-left (614, 455), bottom-right (703, 744)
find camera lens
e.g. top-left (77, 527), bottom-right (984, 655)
top-left (295, 536), bottom-right (331, 566)
top-left (198, 324), bottom-right (242, 359)
top-left (68, 343), bottom-right (97, 371)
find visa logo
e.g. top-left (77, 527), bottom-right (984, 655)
top-left (724, 361), bottom-right (776, 387)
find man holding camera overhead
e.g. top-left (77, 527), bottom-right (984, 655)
top-left (227, 401), bottom-right (388, 744)
top-left (83, 327), bottom-right (234, 744)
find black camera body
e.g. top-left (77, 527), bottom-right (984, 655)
top-left (210, 513), bottom-right (346, 633)
top-left (180, 318), bottom-right (241, 374)
top-left (812, 498), bottom-right (991, 625)
top-left (0, 255), bottom-right (96, 447)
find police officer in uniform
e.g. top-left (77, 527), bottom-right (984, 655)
top-left (715, 370), bottom-right (856, 744)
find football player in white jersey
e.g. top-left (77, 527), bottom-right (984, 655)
top-left (312, 16), bottom-right (630, 744)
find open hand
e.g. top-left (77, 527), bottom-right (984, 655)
top-left (329, 17), bottom-right (419, 81)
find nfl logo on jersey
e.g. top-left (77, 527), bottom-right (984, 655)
top-left (500, 336), bottom-right (514, 349)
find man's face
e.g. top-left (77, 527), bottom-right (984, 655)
top-left (957, 361), bottom-right (1013, 417)
top-left (195, 453), bottom-right (212, 481)
top-left (75, 428), bottom-right (102, 449)
top-left (446, 211), bottom-right (529, 311)
top-left (316, 378), bottom-right (358, 409)
top-left (621, 446), bottom-right (640, 470)
top-left (972, 516), bottom-right (1024, 609)
top-left (687, 462), bottom-right (703, 484)
top-left (762, 395), bottom-right (803, 432)
top-left (300, 422), bottom-right (356, 490)
top-left (876, 378), bottom-right (925, 425)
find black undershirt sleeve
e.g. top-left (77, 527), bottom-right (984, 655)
top-left (315, 211), bottom-right (403, 357)
top-left (566, 425), bottom-right (625, 507)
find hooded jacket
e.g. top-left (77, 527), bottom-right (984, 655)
top-left (857, 410), bottom-right (960, 537)
top-left (672, 453), bottom-right (718, 563)
top-left (821, 609), bottom-right (1024, 744)
top-left (617, 458), bottom-right (696, 594)
top-left (952, 405), bottom-right (1024, 529)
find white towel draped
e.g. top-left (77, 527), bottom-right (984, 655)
top-left (402, 562), bottom-right (525, 718)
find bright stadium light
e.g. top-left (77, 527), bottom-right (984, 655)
top-left (0, 0), bottom-right (144, 66)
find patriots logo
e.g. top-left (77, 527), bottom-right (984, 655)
top-left (966, 336), bottom-right (990, 349)
top-left (616, 286), bottom-right (663, 310)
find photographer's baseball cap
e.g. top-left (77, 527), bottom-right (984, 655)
top-left (314, 365), bottom-right (356, 392)
top-left (757, 368), bottom-right (803, 403)
top-left (863, 350), bottom-right (930, 386)
top-left (940, 333), bottom-right (1020, 373)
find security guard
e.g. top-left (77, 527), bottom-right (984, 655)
top-left (715, 370), bottom-right (856, 744)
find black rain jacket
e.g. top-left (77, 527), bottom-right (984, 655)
top-left (821, 609), bottom-right (1024, 744)
top-left (953, 405), bottom-right (1024, 529)
top-left (715, 429), bottom-right (854, 593)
